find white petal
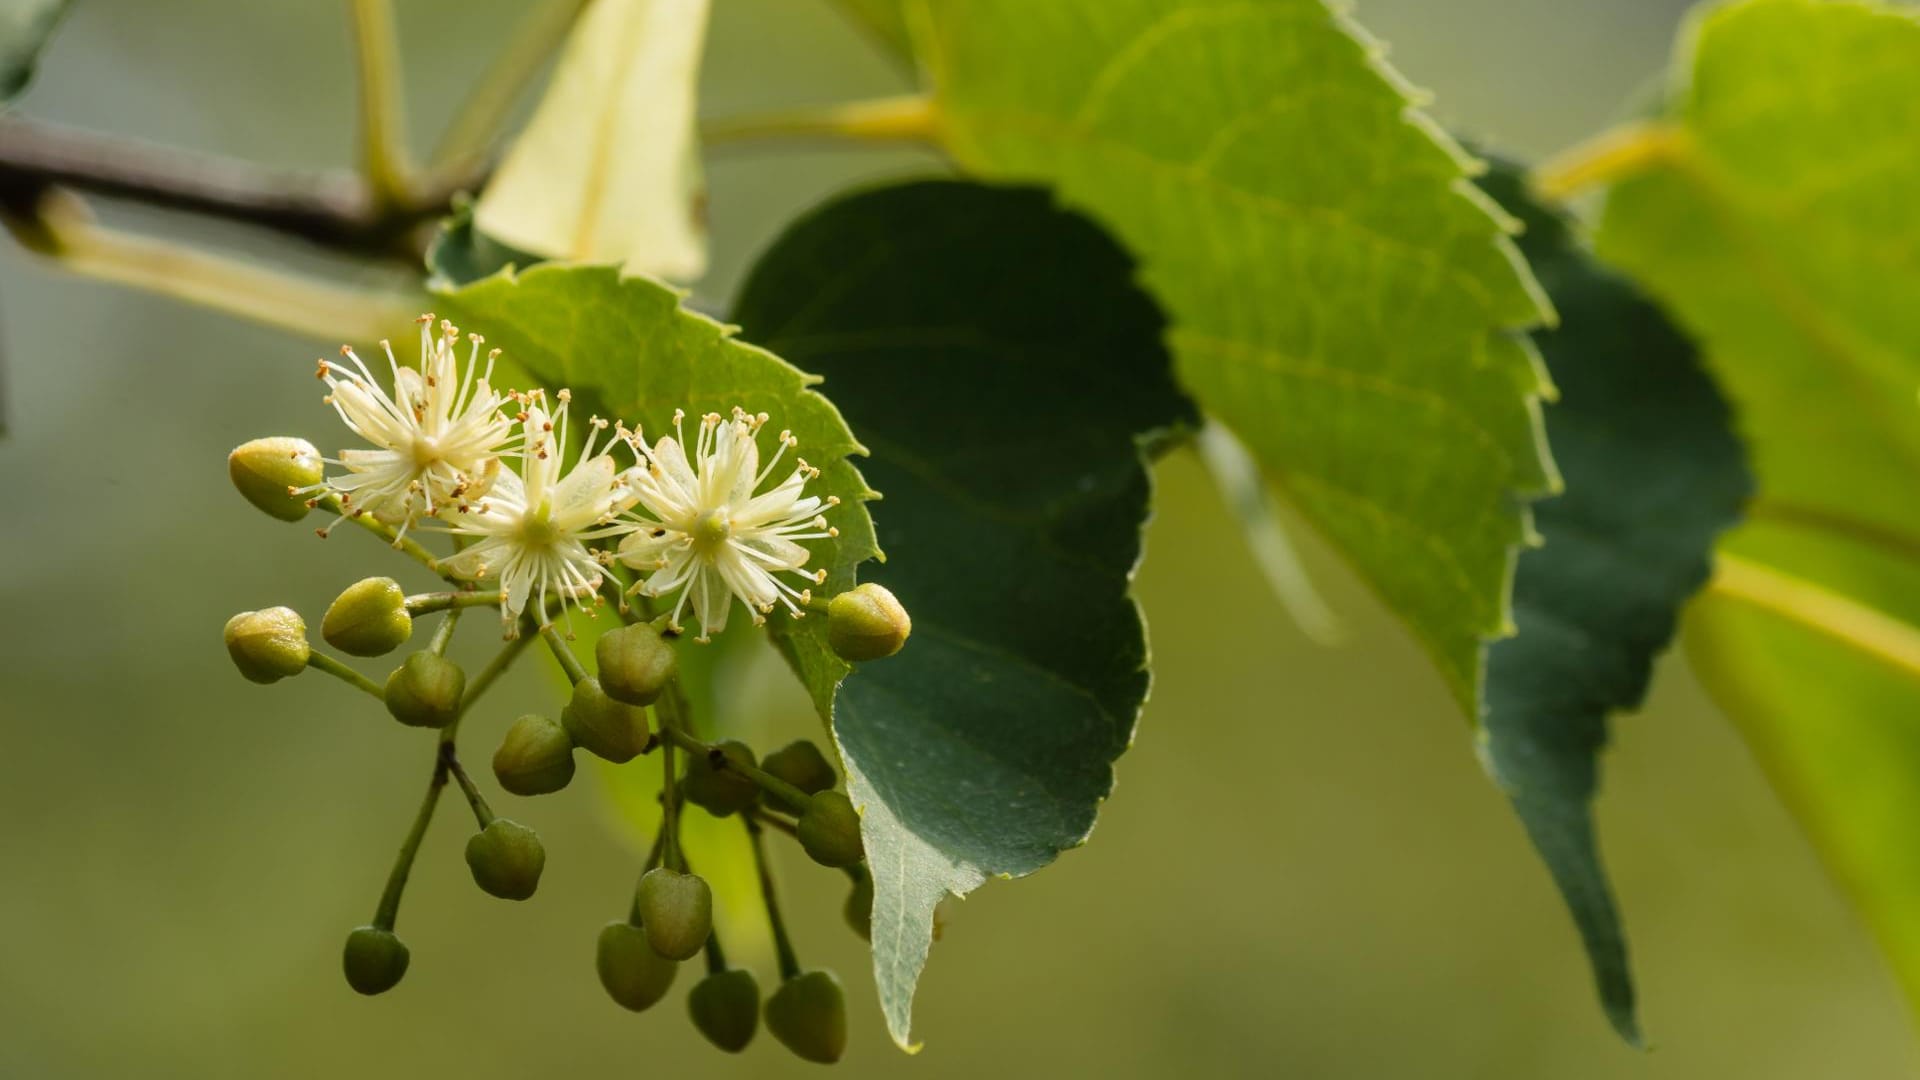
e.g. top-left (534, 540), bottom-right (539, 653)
top-left (714, 547), bottom-right (778, 610)
top-left (617, 524), bottom-right (681, 568)
top-left (552, 454), bottom-right (618, 530)
top-left (732, 471), bottom-right (806, 527)
top-left (651, 435), bottom-right (699, 498)
top-left (504, 561), bottom-right (534, 617)
top-left (644, 545), bottom-right (700, 596)
top-left (690, 564), bottom-right (732, 638)
top-left (733, 534), bottom-right (809, 571)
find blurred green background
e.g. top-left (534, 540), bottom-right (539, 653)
top-left (1, 0), bottom-right (1909, 1075)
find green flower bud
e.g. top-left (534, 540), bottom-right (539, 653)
top-left (765, 970), bottom-right (847, 1064)
top-left (464, 819), bottom-right (545, 901)
top-left (322, 577), bottom-right (413, 657)
top-left (688, 968), bottom-right (760, 1053)
top-left (342, 926), bottom-right (409, 995)
top-left (384, 652), bottom-right (466, 728)
top-left (224, 607), bottom-right (310, 683)
top-left (560, 677), bottom-right (651, 763)
top-left (827, 583), bottom-right (911, 662)
top-left (634, 867), bottom-right (712, 961)
top-left (797, 791), bottom-right (864, 868)
top-left (762, 739), bottom-right (837, 797)
top-left (843, 872), bottom-right (873, 942)
top-left (595, 623), bottom-right (677, 706)
top-left (229, 436), bottom-right (323, 522)
top-left (492, 714), bottom-right (576, 796)
top-left (681, 740), bottom-right (760, 817)
top-left (595, 921), bottom-right (678, 1012)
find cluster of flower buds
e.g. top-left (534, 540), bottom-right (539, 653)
top-left (220, 316), bottom-right (913, 1062)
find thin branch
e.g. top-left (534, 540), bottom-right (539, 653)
top-left (0, 116), bottom-right (485, 258)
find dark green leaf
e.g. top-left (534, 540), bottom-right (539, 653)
top-left (1476, 164), bottom-right (1751, 1046)
top-left (424, 199), bottom-right (543, 290)
top-left (733, 179), bottom-right (1197, 1048)
top-left (0, 0), bottom-right (66, 102)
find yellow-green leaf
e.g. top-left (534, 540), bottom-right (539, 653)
top-left (1592, 0), bottom-right (1920, 1018)
top-left (907, 0), bottom-right (1559, 715)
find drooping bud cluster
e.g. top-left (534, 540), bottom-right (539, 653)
top-left (221, 315), bottom-right (910, 1062)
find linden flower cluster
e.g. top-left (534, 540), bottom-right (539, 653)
top-left (300, 315), bottom-right (840, 639)
top-left (224, 317), bottom-right (913, 1062)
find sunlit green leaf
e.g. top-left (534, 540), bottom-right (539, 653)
top-left (910, 0), bottom-right (1558, 715)
top-left (733, 179), bottom-right (1197, 1049)
top-left (474, 0), bottom-right (710, 281)
top-left (1476, 164), bottom-right (1751, 1046)
top-left (0, 0), bottom-right (65, 102)
top-left (1593, 0), bottom-right (1920, 1017)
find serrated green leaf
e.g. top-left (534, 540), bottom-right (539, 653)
top-left (733, 179), bottom-right (1198, 1049)
top-left (1476, 164), bottom-right (1751, 1047)
top-left (474, 0), bottom-right (710, 281)
top-left (431, 264), bottom-right (881, 691)
top-left (908, 0), bottom-right (1558, 715)
top-left (0, 0), bottom-right (65, 102)
top-left (1592, 0), bottom-right (1920, 1018)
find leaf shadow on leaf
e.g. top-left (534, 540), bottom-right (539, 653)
top-left (733, 177), bottom-right (1198, 1048)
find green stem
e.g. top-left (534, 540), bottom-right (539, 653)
top-left (538, 623), bottom-right (589, 685)
top-left (753, 808), bottom-right (800, 838)
top-left (443, 744), bottom-right (495, 829)
top-left (307, 651), bottom-right (384, 699)
top-left (407, 590), bottom-right (504, 616)
top-left (458, 632), bottom-right (534, 719)
top-left (702, 94), bottom-right (939, 147)
top-left (349, 0), bottom-right (414, 212)
top-left (429, 0), bottom-right (591, 175)
top-left (660, 714), bottom-right (682, 872)
top-left (627, 826), bottom-right (669, 925)
top-left (314, 495), bottom-right (448, 577)
top-left (373, 749), bottom-right (449, 930)
top-left (746, 816), bottom-right (802, 981)
top-left (1531, 120), bottom-right (1681, 202)
top-left (426, 605), bottom-right (461, 657)
top-left (702, 926), bottom-right (729, 976)
top-left (657, 724), bottom-right (812, 813)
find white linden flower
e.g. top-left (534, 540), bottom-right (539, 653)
top-left (616, 407), bottom-right (839, 642)
top-left (441, 391), bottom-right (636, 634)
top-left (315, 315), bottom-right (516, 533)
